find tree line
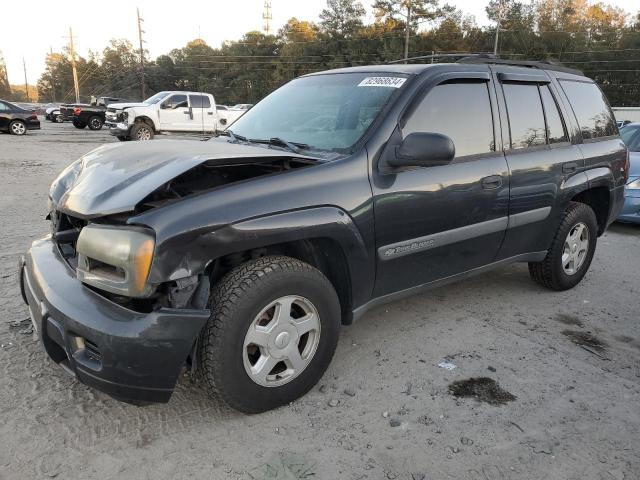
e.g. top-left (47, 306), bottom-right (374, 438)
top-left (30, 0), bottom-right (640, 107)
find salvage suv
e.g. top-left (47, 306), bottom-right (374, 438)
top-left (20, 57), bottom-right (628, 413)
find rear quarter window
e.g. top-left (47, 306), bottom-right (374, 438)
top-left (560, 80), bottom-right (617, 140)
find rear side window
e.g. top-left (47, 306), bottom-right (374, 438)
top-left (190, 95), bottom-right (211, 108)
top-left (540, 86), bottom-right (568, 144)
top-left (404, 82), bottom-right (495, 158)
top-left (560, 80), bottom-right (617, 139)
top-left (502, 83), bottom-right (546, 149)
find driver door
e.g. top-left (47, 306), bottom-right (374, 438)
top-left (159, 94), bottom-right (192, 131)
top-left (372, 74), bottom-right (510, 297)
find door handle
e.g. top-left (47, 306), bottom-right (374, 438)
top-left (562, 162), bottom-right (578, 174)
top-left (481, 175), bottom-right (502, 190)
top-left (207, 112), bottom-right (214, 115)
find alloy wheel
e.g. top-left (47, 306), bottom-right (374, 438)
top-left (562, 222), bottom-right (589, 275)
top-left (243, 295), bottom-right (321, 387)
top-left (10, 122), bottom-right (26, 135)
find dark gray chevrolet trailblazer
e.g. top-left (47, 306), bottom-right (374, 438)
top-left (20, 57), bottom-right (628, 413)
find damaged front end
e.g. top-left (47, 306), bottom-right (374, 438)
top-left (47, 139), bottom-right (319, 313)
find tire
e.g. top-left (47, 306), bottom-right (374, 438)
top-left (528, 201), bottom-right (598, 291)
top-left (72, 120), bottom-right (86, 129)
top-left (198, 255), bottom-right (341, 413)
top-left (87, 115), bottom-right (103, 130)
top-left (55, 114), bottom-right (64, 123)
top-left (116, 136), bottom-right (129, 142)
top-left (130, 122), bottom-right (154, 140)
top-left (9, 120), bottom-right (27, 135)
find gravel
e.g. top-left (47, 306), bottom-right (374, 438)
top-left (1, 121), bottom-right (639, 479)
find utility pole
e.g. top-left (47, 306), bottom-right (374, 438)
top-left (493, 0), bottom-right (505, 56)
top-left (263, 1), bottom-right (272, 34)
top-left (404, 1), bottom-right (412, 63)
top-left (49, 47), bottom-right (56, 103)
top-left (137, 8), bottom-right (146, 100)
top-left (68, 27), bottom-right (80, 103)
top-left (22, 57), bottom-right (29, 102)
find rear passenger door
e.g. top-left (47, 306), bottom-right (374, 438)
top-left (372, 72), bottom-right (510, 297)
top-left (494, 68), bottom-right (582, 259)
top-left (189, 94), bottom-right (216, 132)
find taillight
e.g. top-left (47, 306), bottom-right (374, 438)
top-left (73, 107), bottom-right (81, 115)
top-left (623, 148), bottom-right (630, 181)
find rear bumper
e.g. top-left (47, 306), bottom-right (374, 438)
top-left (20, 236), bottom-right (209, 403)
top-left (617, 189), bottom-right (640, 224)
top-left (26, 120), bottom-right (40, 130)
top-left (607, 185), bottom-right (626, 228)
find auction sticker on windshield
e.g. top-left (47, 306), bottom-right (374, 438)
top-left (358, 77), bottom-right (407, 88)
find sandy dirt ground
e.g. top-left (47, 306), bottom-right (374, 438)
top-left (1, 120), bottom-right (639, 480)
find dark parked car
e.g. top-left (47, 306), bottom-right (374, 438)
top-left (20, 57), bottom-right (627, 413)
top-left (618, 123), bottom-right (640, 223)
top-left (72, 97), bottom-right (131, 130)
top-left (0, 99), bottom-right (40, 135)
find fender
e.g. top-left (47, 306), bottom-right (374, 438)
top-left (145, 206), bottom-right (373, 309)
top-left (133, 115), bottom-right (157, 131)
top-left (584, 166), bottom-right (614, 189)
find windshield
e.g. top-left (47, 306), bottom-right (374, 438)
top-left (620, 125), bottom-right (640, 152)
top-left (144, 92), bottom-right (170, 104)
top-left (228, 73), bottom-right (408, 151)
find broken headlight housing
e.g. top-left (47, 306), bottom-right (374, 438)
top-left (76, 225), bottom-right (155, 297)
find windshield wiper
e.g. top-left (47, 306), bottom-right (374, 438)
top-left (219, 129), bottom-right (247, 142)
top-left (249, 137), bottom-right (309, 154)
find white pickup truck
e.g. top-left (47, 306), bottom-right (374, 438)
top-left (105, 91), bottom-right (240, 141)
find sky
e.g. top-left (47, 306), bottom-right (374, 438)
top-left (1, 0), bottom-right (638, 85)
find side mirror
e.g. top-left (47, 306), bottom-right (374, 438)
top-left (389, 132), bottom-right (455, 168)
top-left (160, 102), bottom-right (169, 109)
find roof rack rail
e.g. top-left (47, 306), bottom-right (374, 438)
top-left (388, 53), bottom-right (583, 76)
top-left (387, 53), bottom-right (495, 64)
top-left (458, 55), bottom-right (583, 76)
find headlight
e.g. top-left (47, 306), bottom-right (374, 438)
top-left (626, 177), bottom-right (640, 190)
top-left (76, 225), bottom-right (155, 297)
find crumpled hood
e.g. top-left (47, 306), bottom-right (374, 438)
top-left (107, 102), bottom-right (149, 109)
top-left (51, 139), bottom-right (310, 218)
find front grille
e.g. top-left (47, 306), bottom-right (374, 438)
top-left (50, 210), bottom-right (86, 262)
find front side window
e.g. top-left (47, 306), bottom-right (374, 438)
top-left (190, 95), bottom-right (211, 108)
top-left (503, 83), bottom-right (546, 149)
top-left (229, 73), bottom-right (407, 151)
top-left (164, 94), bottom-right (188, 109)
top-left (403, 82), bottom-right (495, 158)
top-left (560, 80), bottom-right (617, 139)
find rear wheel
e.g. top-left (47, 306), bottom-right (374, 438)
top-left (9, 120), bottom-right (26, 135)
top-left (88, 115), bottom-right (103, 130)
top-left (130, 122), bottom-right (154, 140)
top-left (529, 202), bottom-right (598, 291)
top-left (198, 255), bottom-right (341, 413)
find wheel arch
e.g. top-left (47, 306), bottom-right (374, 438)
top-left (134, 115), bottom-right (157, 131)
top-left (148, 207), bottom-right (373, 324)
top-left (561, 168), bottom-right (613, 235)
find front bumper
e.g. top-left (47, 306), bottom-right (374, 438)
top-left (105, 122), bottom-right (131, 136)
top-left (617, 189), bottom-right (640, 224)
top-left (20, 236), bottom-right (209, 403)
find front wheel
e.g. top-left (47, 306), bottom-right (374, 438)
top-left (198, 256), bottom-right (341, 413)
top-left (529, 202), bottom-right (598, 291)
top-left (130, 122), bottom-right (154, 140)
top-left (9, 120), bottom-right (27, 135)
